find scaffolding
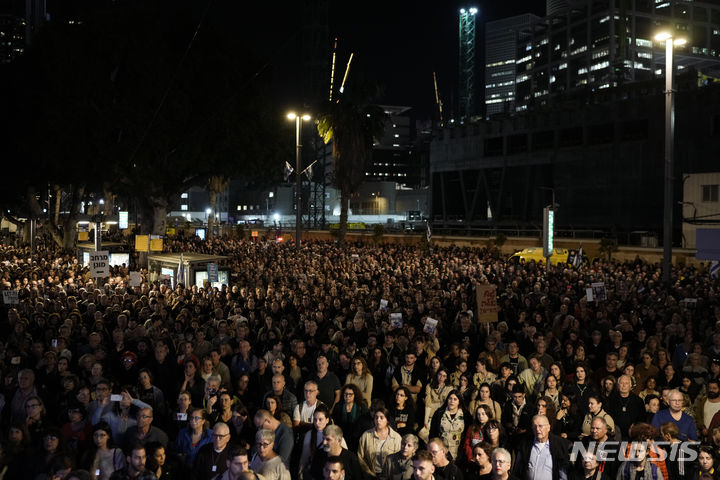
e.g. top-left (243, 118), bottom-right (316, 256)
top-left (301, 0), bottom-right (329, 228)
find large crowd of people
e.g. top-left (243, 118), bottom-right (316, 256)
top-left (0, 234), bottom-right (719, 480)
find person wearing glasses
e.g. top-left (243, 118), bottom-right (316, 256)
top-left (333, 384), bottom-right (368, 451)
top-left (293, 380), bottom-right (325, 433)
top-left (249, 429), bottom-right (291, 480)
top-left (122, 407), bottom-right (168, 451)
top-left (650, 388), bottom-right (698, 441)
top-left (490, 448), bottom-right (518, 480)
top-left (23, 394), bottom-right (48, 446)
top-left (193, 422), bottom-right (232, 480)
top-left (174, 407), bottom-right (212, 467)
top-left (346, 356), bottom-right (373, 407)
top-left (253, 409), bottom-right (294, 468)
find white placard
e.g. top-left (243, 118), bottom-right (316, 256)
top-left (2, 290), bottom-right (19, 305)
top-left (129, 272), bottom-right (142, 287)
top-left (390, 312), bottom-right (403, 328)
top-left (89, 250), bottom-right (110, 278)
top-left (586, 288), bottom-right (594, 302)
top-left (424, 317), bottom-right (438, 334)
top-left (380, 299), bottom-right (388, 310)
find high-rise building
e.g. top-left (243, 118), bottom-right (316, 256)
top-left (366, 106), bottom-right (416, 186)
top-left (514, 0), bottom-right (720, 112)
top-left (485, 14), bottom-right (540, 116)
top-left (0, 14), bottom-right (25, 62)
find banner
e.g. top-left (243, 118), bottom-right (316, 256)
top-left (476, 284), bottom-right (499, 322)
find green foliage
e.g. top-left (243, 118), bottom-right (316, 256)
top-left (372, 224), bottom-right (385, 243)
top-left (316, 78), bottom-right (387, 245)
top-left (0, 0), bottom-right (283, 234)
top-left (495, 232), bottom-right (508, 248)
top-left (599, 237), bottom-right (619, 261)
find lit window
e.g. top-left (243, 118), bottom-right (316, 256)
top-left (181, 205), bottom-right (188, 211)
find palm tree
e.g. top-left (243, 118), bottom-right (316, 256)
top-left (206, 175), bottom-right (229, 239)
top-left (316, 89), bottom-right (386, 245)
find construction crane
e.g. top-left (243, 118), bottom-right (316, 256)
top-left (433, 71), bottom-right (444, 126)
top-left (329, 38), bottom-right (337, 101)
top-left (458, 7), bottom-right (478, 122)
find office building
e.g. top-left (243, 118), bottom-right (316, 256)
top-left (485, 14), bottom-right (541, 116)
top-left (514, 0), bottom-right (720, 112)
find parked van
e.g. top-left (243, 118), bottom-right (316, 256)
top-left (508, 247), bottom-right (571, 266)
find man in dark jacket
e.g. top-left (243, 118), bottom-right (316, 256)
top-left (310, 425), bottom-right (365, 480)
top-left (501, 384), bottom-right (537, 444)
top-left (512, 415), bottom-right (569, 480)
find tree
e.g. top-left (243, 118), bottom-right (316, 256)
top-left (206, 175), bottom-right (229, 239)
top-left (0, 0), bottom-right (283, 246)
top-left (316, 81), bottom-right (386, 245)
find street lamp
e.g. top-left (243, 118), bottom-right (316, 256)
top-left (655, 31), bottom-right (686, 285)
top-left (287, 112), bottom-right (311, 249)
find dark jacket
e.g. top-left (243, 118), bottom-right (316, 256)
top-left (513, 433), bottom-right (569, 480)
top-left (310, 447), bottom-right (366, 480)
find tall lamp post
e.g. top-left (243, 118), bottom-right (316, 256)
top-left (287, 112), bottom-right (311, 249)
top-left (655, 32), bottom-right (686, 285)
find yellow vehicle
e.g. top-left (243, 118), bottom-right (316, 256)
top-left (508, 247), bottom-right (571, 266)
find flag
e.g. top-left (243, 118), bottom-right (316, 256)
top-left (573, 244), bottom-right (583, 269)
top-left (176, 253), bottom-right (185, 287)
top-left (304, 160), bottom-right (316, 181)
top-left (283, 161), bottom-right (294, 182)
top-left (711, 261), bottom-right (719, 279)
top-left (426, 222), bottom-right (432, 244)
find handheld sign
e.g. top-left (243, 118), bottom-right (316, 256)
top-left (207, 263), bottom-right (219, 283)
top-left (89, 251), bottom-right (110, 278)
top-left (424, 317), bottom-right (438, 334)
top-left (129, 272), bottom-right (142, 287)
top-left (476, 284), bottom-right (499, 322)
top-left (2, 290), bottom-right (19, 305)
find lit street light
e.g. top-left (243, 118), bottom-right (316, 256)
top-left (287, 112), bottom-right (311, 249)
top-left (655, 31), bottom-right (686, 285)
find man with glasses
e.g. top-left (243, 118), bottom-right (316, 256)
top-left (193, 422), bottom-right (232, 480)
top-left (651, 388), bottom-right (698, 441)
top-left (512, 415), bottom-right (569, 480)
top-left (87, 378), bottom-right (112, 420)
top-left (293, 380), bottom-right (324, 430)
top-left (122, 407), bottom-right (168, 450)
top-left (249, 429), bottom-right (290, 480)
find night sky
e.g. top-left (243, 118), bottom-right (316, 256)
top-left (232, 0), bottom-right (546, 117)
